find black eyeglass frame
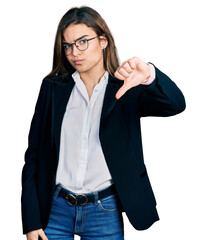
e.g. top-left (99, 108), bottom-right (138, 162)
top-left (62, 35), bottom-right (102, 56)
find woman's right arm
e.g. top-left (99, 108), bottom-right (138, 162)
top-left (21, 79), bottom-right (51, 236)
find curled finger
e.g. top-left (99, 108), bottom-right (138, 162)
top-left (122, 61), bottom-right (134, 74)
top-left (114, 69), bottom-right (125, 80)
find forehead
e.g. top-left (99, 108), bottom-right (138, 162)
top-left (63, 23), bottom-right (96, 42)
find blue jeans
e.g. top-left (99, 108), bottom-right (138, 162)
top-left (44, 185), bottom-right (125, 240)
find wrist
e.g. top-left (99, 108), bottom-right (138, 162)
top-left (141, 63), bottom-right (156, 85)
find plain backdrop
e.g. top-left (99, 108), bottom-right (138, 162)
top-left (0, 0), bottom-right (206, 239)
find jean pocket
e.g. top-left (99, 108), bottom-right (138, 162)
top-left (98, 194), bottom-right (121, 212)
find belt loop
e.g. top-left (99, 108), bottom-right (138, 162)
top-left (53, 184), bottom-right (62, 199)
top-left (93, 191), bottom-right (99, 205)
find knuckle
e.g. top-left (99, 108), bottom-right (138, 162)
top-left (119, 68), bottom-right (129, 76)
top-left (122, 61), bottom-right (127, 67)
top-left (118, 68), bottom-right (123, 74)
top-left (114, 72), bottom-right (119, 77)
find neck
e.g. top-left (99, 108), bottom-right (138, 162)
top-left (79, 65), bottom-right (106, 88)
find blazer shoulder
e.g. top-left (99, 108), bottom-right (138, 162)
top-left (43, 75), bottom-right (62, 84)
top-left (43, 74), bottom-right (73, 85)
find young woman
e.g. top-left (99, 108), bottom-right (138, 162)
top-left (21, 6), bottom-right (186, 240)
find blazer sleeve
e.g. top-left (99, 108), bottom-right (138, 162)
top-left (21, 79), bottom-right (51, 234)
top-left (137, 64), bottom-right (186, 117)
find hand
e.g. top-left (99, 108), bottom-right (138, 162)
top-left (114, 56), bottom-right (151, 99)
top-left (26, 228), bottom-right (48, 240)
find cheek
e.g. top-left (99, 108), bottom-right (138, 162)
top-left (66, 57), bottom-right (77, 69)
top-left (67, 56), bottom-right (73, 65)
top-left (88, 48), bottom-right (103, 63)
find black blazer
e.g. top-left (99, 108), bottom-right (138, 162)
top-left (21, 64), bottom-right (186, 234)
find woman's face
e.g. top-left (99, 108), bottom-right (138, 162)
top-left (63, 23), bottom-right (107, 75)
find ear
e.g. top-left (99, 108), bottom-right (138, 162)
top-left (99, 35), bottom-right (108, 49)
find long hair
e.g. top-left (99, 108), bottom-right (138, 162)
top-left (45, 6), bottom-right (120, 81)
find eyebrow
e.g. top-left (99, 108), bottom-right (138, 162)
top-left (62, 35), bottom-right (89, 44)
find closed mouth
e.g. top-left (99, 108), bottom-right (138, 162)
top-left (74, 60), bottom-right (83, 64)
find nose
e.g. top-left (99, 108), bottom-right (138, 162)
top-left (71, 44), bottom-right (81, 56)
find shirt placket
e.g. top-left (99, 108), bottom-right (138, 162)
top-left (74, 81), bottom-right (105, 192)
top-left (75, 102), bottom-right (91, 191)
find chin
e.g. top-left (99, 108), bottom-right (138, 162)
top-left (74, 66), bottom-right (92, 74)
top-left (72, 64), bottom-right (85, 71)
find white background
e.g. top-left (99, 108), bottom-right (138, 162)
top-left (0, 0), bottom-right (206, 239)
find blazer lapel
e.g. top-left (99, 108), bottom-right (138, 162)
top-left (53, 76), bottom-right (75, 160)
top-left (100, 74), bottom-right (123, 124)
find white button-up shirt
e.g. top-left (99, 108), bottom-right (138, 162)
top-left (56, 70), bottom-right (114, 194)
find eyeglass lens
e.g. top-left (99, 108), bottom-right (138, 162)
top-left (63, 38), bottom-right (88, 55)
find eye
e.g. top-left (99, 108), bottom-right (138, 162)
top-left (79, 39), bottom-right (87, 45)
top-left (63, 44), bottom-right (71, 50)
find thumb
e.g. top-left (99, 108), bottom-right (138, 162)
top-left (38, 229), bottom-right (48, 240)
top-left (115, 84), bottom-right (128, 100)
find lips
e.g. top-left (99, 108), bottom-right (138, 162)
top-left (74, 60), bottom-right (83, 64)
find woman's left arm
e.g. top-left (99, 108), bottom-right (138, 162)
top-left (114, 56), bottom-right (186, 117)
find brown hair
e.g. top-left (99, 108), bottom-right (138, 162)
top-left (45, 6), bottom-right (120, 81)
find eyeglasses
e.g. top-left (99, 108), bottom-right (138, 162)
top-left (62, 35), bottom-right (101, 56)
